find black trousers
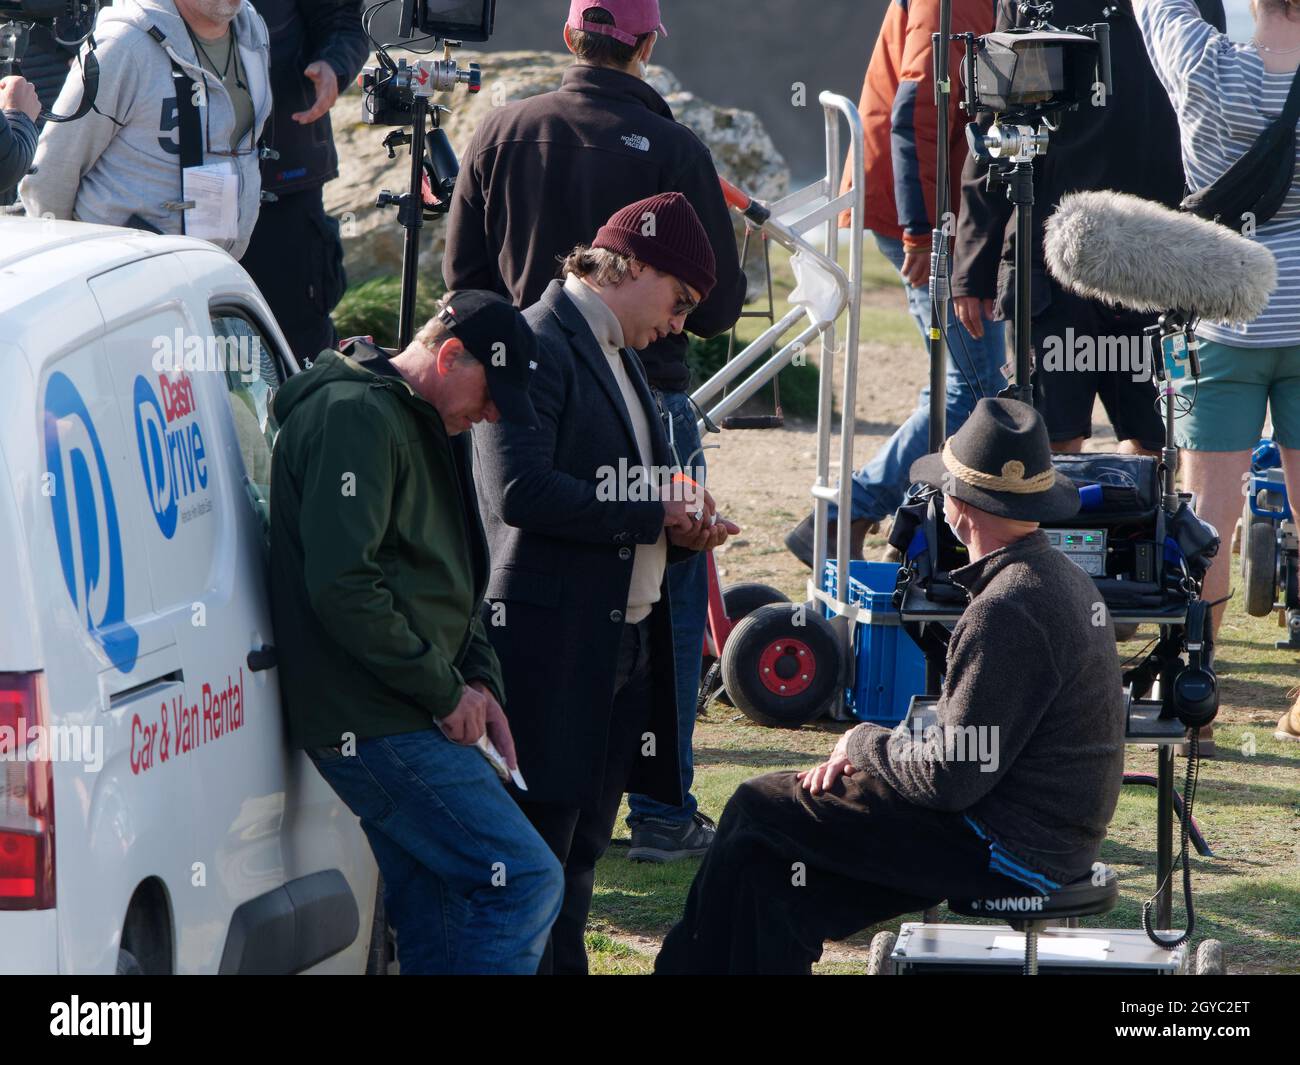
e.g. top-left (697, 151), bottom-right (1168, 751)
top-left (1023, 286), bottom-right (1165, 451)
top-left (516, 618), bottom-right (654, 975)
top-left (241, 185), bottom-right (345, 367)
top-left (655, 769), bottom-right (1028, 974)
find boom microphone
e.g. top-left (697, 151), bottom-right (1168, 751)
top-left (1043, 190), bottom-right (1278, 324)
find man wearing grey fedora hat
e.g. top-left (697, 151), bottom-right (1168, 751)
top-left (657, 398), bottom-right (1127, 974)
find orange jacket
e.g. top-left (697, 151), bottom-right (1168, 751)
top-left (841, 0), bottom-right (997, 251)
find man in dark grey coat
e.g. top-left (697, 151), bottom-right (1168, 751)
top-left (472, 193), bottom-right (738, 974)
top-left (656, 398), bottom-right (1126, 974)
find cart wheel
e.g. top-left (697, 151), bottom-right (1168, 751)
top-left (708, 583), bottom-right (792, 707)
top-left (1194, 939), bottom-right (1226, 975)
top-left (720, 604), bottom-right (842, 728)
top-left (1241, 500), bottom-right (1277, 617)
top-left (866, 931), bottom-right (897, 975)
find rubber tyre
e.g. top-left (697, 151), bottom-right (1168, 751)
top-left (1194, 939), bottom-right (1226, 975)
top-left (116, 947), bottom-right (143, 975)
top-left (866, 931), bottom-right (897, 975)
top-left (1242, 500), bottom-right (1277, 617)
top-left (708, 583), bottom-right (791, 708)
top-left (720, 604), bottom-right (842, 728)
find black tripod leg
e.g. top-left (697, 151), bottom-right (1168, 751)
top-left (396, 95), bottom-right (429, 350)
top-left (1012, 179), bottom-right (1034, 406)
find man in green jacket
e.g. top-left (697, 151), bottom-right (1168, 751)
top-left (269, 290), bottom-right (563, 975)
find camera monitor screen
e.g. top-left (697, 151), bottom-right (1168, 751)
top-left (1010, 42), bottom-right (1066, 98)
top-left (970, 31), bottom-right (1098, 113)
top-left (401, 0), bottom-right (496, 41)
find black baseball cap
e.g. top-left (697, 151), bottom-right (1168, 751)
top-left (435, 291), bottom-right (539, 428)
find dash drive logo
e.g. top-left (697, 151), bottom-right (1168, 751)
top-left (133, 372), bottom-right (212, 539)
top-left (50, 997), bottom-right (150, 1045)
top-left (43, 372), bottom-right (140, 674)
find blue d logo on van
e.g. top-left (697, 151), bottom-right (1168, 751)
top-left (133, 372), bottom-right (208, 539)
top-left (43, 372), bottom-right (140, 674)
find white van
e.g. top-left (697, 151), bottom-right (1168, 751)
top-left (0, 218), bottom-right (381, 974)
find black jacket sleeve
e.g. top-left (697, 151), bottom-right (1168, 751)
top-left (672, 145), bottom-right (746, 339)
top-left (950, 0), bottom-right (1018, 300)
top-left (442, 134), bottom-right (501, 295)
top-left (0, 109), bottom-right (37, 196)
top-left (301, 0), bottom-right (369, 89)
top-left (950, 114), bottom-right (1012, 301)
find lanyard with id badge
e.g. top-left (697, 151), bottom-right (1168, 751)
top-left (156, 30), bottom-right (242, 244)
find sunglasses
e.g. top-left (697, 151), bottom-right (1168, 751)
top-left (671, 282), bottom-right (701, 318)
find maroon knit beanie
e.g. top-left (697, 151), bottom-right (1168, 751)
top-left (591, 191), bottom-right (716, 300)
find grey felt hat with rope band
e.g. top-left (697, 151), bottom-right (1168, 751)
top-left (909, 398), bottom-right (1082, 523)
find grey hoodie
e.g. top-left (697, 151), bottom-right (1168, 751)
top-left (19, 0), bottom-right (270, 260)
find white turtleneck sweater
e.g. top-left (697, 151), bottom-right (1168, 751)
top-left (563, 274), bottom-right (668, 624)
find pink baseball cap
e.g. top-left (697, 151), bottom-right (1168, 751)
top-left (567, 0), bottom-right (668, 47)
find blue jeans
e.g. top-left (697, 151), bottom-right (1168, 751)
top-left (627, 388), bottom-right (706, 827)
top-left (307, 728), bottom-right (563, 974)
top-left (830, 232), bottom-right (1007, 523)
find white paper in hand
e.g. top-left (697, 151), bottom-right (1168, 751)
top-left (477, 734), bottom-right (528, 791)
top-left (182, 162), bottom-right (239, 244)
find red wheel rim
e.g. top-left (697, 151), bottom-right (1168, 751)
top-left (757, 638), bottom-right (816, 696)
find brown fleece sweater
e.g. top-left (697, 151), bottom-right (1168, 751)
top-left (846, 530), bottom-right (1125, 884)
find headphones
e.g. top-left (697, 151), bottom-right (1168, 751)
top-left (1172, 599), bottom-right (1218, 729)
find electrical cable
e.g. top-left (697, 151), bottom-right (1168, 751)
top-left (1141, 733), bottom-right (1202, 949)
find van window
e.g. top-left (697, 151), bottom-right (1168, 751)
top-left (210, 311), bottom-right (283, 530)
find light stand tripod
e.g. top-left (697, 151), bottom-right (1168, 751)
top-left (364, 43), bottom-right (480, 348)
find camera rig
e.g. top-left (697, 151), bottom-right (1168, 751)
top-left (358, 0), bottom-right (491, 347)
top-left (0, 0), bottom-right (100, 122)
top-left (958, 1), bottom-right (1113, 403)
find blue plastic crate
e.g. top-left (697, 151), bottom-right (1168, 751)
top-left (822, 560), bottom-right (927, 725)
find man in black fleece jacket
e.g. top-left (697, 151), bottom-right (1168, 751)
top-left (656, 399), bottom-right (1125, 974)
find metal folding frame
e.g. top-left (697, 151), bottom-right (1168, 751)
top-left (691, 92), bottom-right (866, 708)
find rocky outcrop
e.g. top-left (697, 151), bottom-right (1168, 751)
top-left (325, 50), bottom-right (790, 289)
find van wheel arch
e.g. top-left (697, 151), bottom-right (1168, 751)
top-left (120, 878), bottom-right (174, 975)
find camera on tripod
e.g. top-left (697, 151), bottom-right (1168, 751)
top-left (957, 0), bottom-right (1112, 171)
top-left (358, 0), bottom-right (495, 348)
top-left (360, 51), bottom-right (482, 127)
top-left (360, 0), bottom-right (494, 127)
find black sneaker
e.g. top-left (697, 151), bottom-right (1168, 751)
top-left (627, 812), bottom-right (717, 863)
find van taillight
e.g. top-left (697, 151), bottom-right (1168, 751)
top-left (0, 673), bottom-right (55, 909)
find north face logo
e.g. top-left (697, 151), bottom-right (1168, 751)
top-left (621, 134), bottom-right (650, 152)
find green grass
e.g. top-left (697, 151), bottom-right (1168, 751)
top-left (587, 581), bottom-right (1300, 975)
top-left (332, 276), bottom-right (446, 349)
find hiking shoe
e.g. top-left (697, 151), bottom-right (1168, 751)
top-left (627, 812), bottom-right (717, 863)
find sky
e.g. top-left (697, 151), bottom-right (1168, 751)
top-left (1224, 0), bottom-right (1255, 40)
